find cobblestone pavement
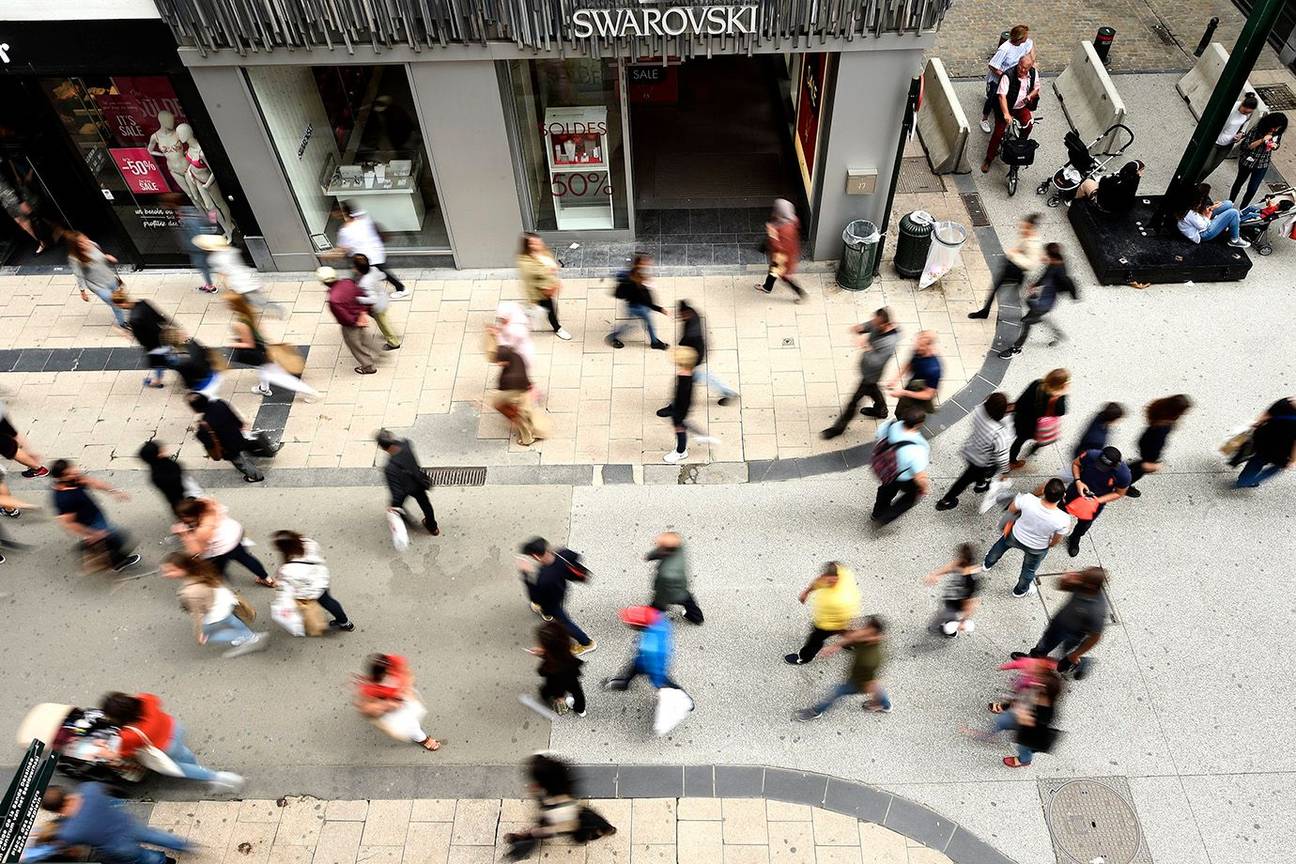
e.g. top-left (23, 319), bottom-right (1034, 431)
top-left (933, 0), bottom-right (1288, 79)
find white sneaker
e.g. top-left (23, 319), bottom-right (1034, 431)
top-left (980, 118), bottom-right (993, 134)
top-left (389, 289), bottom-right (411, 301)
top-left (222, 632), bottom-right (270, 658)
top-left (253, 384), bottom-right (272, 396)
top-left (663, 450), bottom-right (688, 464)
top-left (209, 771), bottom-right (245, 793)
top-left (555, 327), bottom-right (573, 341)
top-left (1227, 237), bottom-right (1251, 248)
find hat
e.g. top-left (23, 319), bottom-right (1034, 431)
top-left (618, 605), bottom-right (661, 628)
top-left (316, 266), bottom-right (338, 283)
top-left (192, 234), bottom-right (230, 252)
top-left (1098, 446), bottom-right (1122, 467)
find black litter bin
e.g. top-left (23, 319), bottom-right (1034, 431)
top-left (836, 220), bottom-right (881, 291)
top-left (894, 211), bottom-right (935, 279)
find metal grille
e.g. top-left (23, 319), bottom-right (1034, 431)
top-left (422, 466), bottom-right (488, 487)
top-left (896, 156), bottom-right (946, 194)
top-left (1039, 777), bottom-right (1151, 864)
top-left (1255, 84), bottom-right (1296, 111)
top-left (960, 192), bottom-right (990, 227)
top-left (152, 0), bottom-right (952, 57)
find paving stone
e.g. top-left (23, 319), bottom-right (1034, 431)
top-left (676, 819), bottom-right (722, 864)
top-left (722, 846), bottom-right (771, 864)
top-left (721, 799), bottom-right (769, 845)
top-left (326, 801), bottom-right (371, 822)
top-left (765, 801), bottom-right (812, 822)
top-left (190, 801), bottom-right (242, 852)
top-left (534, 846), bottom-right (586, 862)
top-left (812, 808), bottom-right (861, 847)
top-left (814, 847), bottom-right (863, 864)
top-left (409, 800), bottom-right (457, 823)
top-left (402, 822), bottom-right (451, 864)
top-left (362, 801), bottom-right (414, 846)
top-left (450, 799), bottom-right (501, 846)
top-left (239, 801), bottom-right (284, 824)
top-left (627, 845), bottom-right (673, 863)
top-left (857, 823), bottom-right (908, 864)
top-left (630, 799), bottom-right (676, 845)
top-left (676, 798), bottom-right (722, 821)
top-left (443, 848), bottom-right (493, 864)
top-left (584, 800), bottom-right (632, 864)
top-left (278, 799), bottom-right (328, 846)
top-left (499, 798), bottom-right (533, 823)
top-left (268, 846), bottom-right (315, 864)
top-left (313, 821), bottom-right (364, 864)
top-left (767, 820), bottom-right (814, 864)
top-left (356, 846), bottom-right (404, 864)
top-left (149, 801), bottom-right (199, 832)
top-left (905, 849), bottom-right (953, 864)
top-left (228, 821), bottom-right (279, 864)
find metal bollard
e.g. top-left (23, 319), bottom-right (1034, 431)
top-left (1195, 17), bottom-right (1220, 57)
top-left (1093, 26), bottom-right (1116, 64)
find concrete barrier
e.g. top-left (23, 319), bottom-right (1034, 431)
top-left (916, 57), bottom-right (971, 174)
top-left (1052, 41), bottom-right (1127, 155)
top-left (1176, 42), bottom-right (1268, 130)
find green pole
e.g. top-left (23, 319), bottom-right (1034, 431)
top-left (1161, 0), bottom-right (1285, 221)
top-left (874, 75), bottom-right (922, 276)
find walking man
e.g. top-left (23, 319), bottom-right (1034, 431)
top-left (870, 410), bottom-right (931, 525)
top-left (935, 391), bottom-right (1012, 510)
top-left (678, 301), bottom-right (738, 406)
top-left (332, 201), bottom-right (408, 299)
top-left (646, 531), bottom-right (703, 624)
top-left (982, 54), bottom-right (1041, 173)
top-left (50, 459), bottom-right (141, 572)
top-left (999, 243), bottom-right (1077, 358)
top-left (980, 26), bottom-right (1035, 134)
top-left (319, 266), bottom-right (377, 374)
top-left (376, 430), bottom-right (439, 536)
top-left (983, 478), bottom-right (1071, 597)
top-left (822, 307), bottom-right (900, 439)
top-left (519, 537), bottom-right (597, 656)
top-left (1016, 567), bottom-right (1107, 676)
top-left (784, 561), bottom-right (860, 665)
top-left (1065, 447), bottom-right (1130, 557)
top-left (41, 783), bottom-right (190, 864)
top-left (968, 214), bottom-right (1042, 319)
top-left (794, 615), bottom-right (891, 720)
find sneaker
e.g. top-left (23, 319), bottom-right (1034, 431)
top-left (717, 396), bottom-right (736, 407)
top-left (1125, 487), bottom-right (1142, 498)
top-left (329, 620), bottom-right (356, 632)
top-left (113, 553), bottom-right (143, 572)
top-left (21, 466), bottom-right (48, 479)
top-left (253, 383), bottom-right (273, 396)
top-left (389, 289), bottom-right (411, 301)
top-left (864, 702), bottom-right (893, 714)
top-left (972, 481), bottom-right (991, 493)
top-left (555, 328), bottom-right (573, 341)
top-left (1, 508), bottom-right (19, 518)
top-left (222, 632), bottom-right (270, 658)
top-left (935, 498), bottom-right (958, 511)
top-left (998, 347), bottom-right (1022, 359)
top-left (793, 708), bottom-right (822, 722)
top-left (1011, 582), bottom-right (1037, 598)
top-left (941, 620), bottom-right (961, 638)
top-left (208, 771), bottom-right (245, 793)
top-left (650, 340), bottom-right (668, 350)
top-left (572, 640), bottom-right (597, 657)
top-left (859, 406), bottom-right (887, 419)
top-left (980, 117), bottom-right (993, 134)
top-left (601, 677), bottom-right (627, 691)
top-left (663, 450), bottom-right (688, 464)
top-left (605, 336), bottom-right (625, 349)
top-left (1227, 237), bottom-right (1251, 248)
top-left (1066, 541), bottom-right (1080, 558)
top-left (966, 309), bottom-right (989, 320)
top-left (382, 343), bottom-right (401, 351)
top-left (0, 552), bottom-right (6, 564)
top-left (783, 653), bottom-right (807, 665)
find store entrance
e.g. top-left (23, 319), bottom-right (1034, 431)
top-left (628, 55), bottom-right (806, 253)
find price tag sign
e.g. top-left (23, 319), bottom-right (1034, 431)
top-left (109, 147), bottom-right (168, 195)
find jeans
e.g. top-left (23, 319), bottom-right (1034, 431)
top-left (131, 828), bottom-right (190, 864)
top-left (872, 478), bottom-right (920, 524)
top-left (811, 680), bottom-right (892, 715)
top-left (984, 532), bottom-right (1048, 593)
top-left (536, 297), bottom-right (561, 331)
top-left (317, 588), bottom-right (350, 625)
top-left (1199, 200), bottom-right (1242, 241)
top-left (86, 517), bottom-right (130, 568)
top-left (164, 723), bottom-right (218, 782)
top-left (939, 461), bottom-right (995, 504)
top-left (546, 604), bottom-right (592, 646)
top-left (394, 488), bottom-right (438, 531)
top-left (694, 367), bottom-right (738, 398)
top-left (831, 377), bottom-right (886, 430)
top-left (88, 282), bottom-right (128, 326)
top-left (992, 711), bottom-right (1033, 764)
top-left (610, 303), bottom-right (659, 343)
top-left (1012, 303), bottom-right (1065, 349)
top-left (203, 614), bottom-right (253, 647)
top-left (211, 542), bottom-right (270, 583)
top-left (796, 626), bottom-right (843, 662)
top-left (188, 250), bottom-right (214, 286)
top-left (376, 262), bottom-right (406, 292)
top-left (651, 592), bottom-right (704, 624)
top-left (1230, 163), bottom-right (1268, 208)
top-left (1236, 455), bottom-right (1285, 487)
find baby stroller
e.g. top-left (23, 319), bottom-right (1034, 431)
top-left (1036, 123), bottom-right (1135, 207)
top-left (1239, 186), bottom-right (1296, 256)
top-left (16, 703), bottom-right (146, 784)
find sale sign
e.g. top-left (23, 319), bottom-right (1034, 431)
top-left (109, 148), bottom-right (169, 195)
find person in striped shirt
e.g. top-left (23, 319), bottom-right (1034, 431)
top-left (936, 392), bottom-right (1013, 511)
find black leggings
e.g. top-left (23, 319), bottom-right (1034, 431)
top-left (762, 270), bottom-right (805, 297)
top-left (797, 626), bottom-right (844, 662)
top-left (1008, 432), bottom-right (1038, 463)
top-left (832, 377), bottom-right (886, 429)
top-left (211, 543), bottom-right (270, 582)
top-left (939, 461), bottom-right (995, 504)
top-left (316, 588), bottom-right (350, 625)
top-left (537, 297), bottom-right (561, 331)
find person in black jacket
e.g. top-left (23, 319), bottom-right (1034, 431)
top-left (530, 620), bottom-right (586, 716)
top-left (112, 289), bottom-right (174, 388)
top-left (1125, 394), bottom-right (1192, 498)
top-left (1008, 368), bottom-right (1069, 467)
top-left (168, 332), bottom-right (223, 397)
top-left (606, 253), bottom-right (667, 350)
top-left (187, 392), bottom-right (276, 482)
top-left (137, 440), bottom-right (200, 516)
top-left (657, 347), bottom-right (710, 464)
top-left (518, 537), bottom-right (596, 655)
top-left (677, 301), bottom-right (738, 406)
top-left (376, 429), bottom-right (439, 536)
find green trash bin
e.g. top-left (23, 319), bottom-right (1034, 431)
top-left (835, 219), bottom-right (881, 291)
top-left (894, 210), bottom-right (935, 278)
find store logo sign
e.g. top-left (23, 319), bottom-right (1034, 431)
top-left (0, 43), bottom-right (10, 65)
top-left (571, 3), bottom-right (757, 39)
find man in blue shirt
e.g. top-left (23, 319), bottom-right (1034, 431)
top-left (1065, 446), bottom-right (1130, 557)
top-left (871, 410), bottom-right (931, 525)
top-left (42, 783), bottom-right (189, 864)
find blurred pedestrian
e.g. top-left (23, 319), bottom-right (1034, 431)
top-left (968, 214), bottom-right (1041, 319)
top-left (659, 346), bottom-right (704, 464)
top-left (137, 440), bottom-right (201, 517)
top-left (194, 235), bottom-right (282, 316)
top-left (162, 192), bottom-right (218, 293)
top-left (490, 301), bottom-right (537, 371)
top-left (601, 606), bottom-right (690, 698)
top-left (886, 330), bottom-right (942, 419)
top-left (1065, 447), bottom-right (1130, 557)
top-left (1009, 368), bottom-right (1069, 467)
top-left (67, 230), bottom-right (128, 329)
top-left (501, 755), bottom-right (616, 859)
top-left (50, 459), bottom-right (140, 572)
top-left (188, 392), bottom-right (279, 482)
top-left (226, 291), bottom-right (318, 397)
top-left (0, 472), bottom-right (35, 566)
top-left (924, 543), bottom-right (982, 637)
top-left (983, 478), bottom-right (1071, 597)
top-left (936, 391), bottom-right (1012, 510)
top-left (1126, 395), bottom-right (1193, 498)
top-left (527, 620), bottom-right (586, 717)
top-left (490, 344), bottom-right (544, 447)
top-left (784, 561), bottom-right (860, 665)
top-left (168, 331), bottom-right (223, 398)
top-left (353, 653), bottom-right (440, 750)
top-left (376, 429), bottom-right (439, 536)
top-left (1072, 402), bottom-right (1125, 460)
top-left (174, 497), bottom-right (273, 585)
top-left (998, 243), bottom-right (1077, 358)
top-left (1016, 567), bottom-right (1108, 676)
top-left (111, 288), bottom-right (174, 388)
top-left (757, 198), bottom-right (805, 301)
top-left (161, 552), bottom-right (268, 658)
top-left (353, 253), bottom-right (401, 351)
top-left (976, 670), bottom-right (1062, 768)
top-left (1231, 112), bottom-right (1286, 208)
top-left (870, 409), bottom-right (931, 525)
top-left (40, 782), bottom-right (190, 864)
top-left (794, 615), bottom-right (891, 720)
top-left (979, 25), bottom-right (1034, 134)
top-left (0, 158), bottom-right (55, 254)
top-left (0, 399), bottom-right (49, 478)
top-left (318, 265), bottom-right (377, 375)
top-left (607, 253), bottom-right (667, 350)
top-left (332, 201), bottom-right (409, 299)
top-left (272, 530), bottom-right (354, 632)
top-left (1235, 396), bottom-right (1296, 488)
top-left (99, 691), bottom-right (244, 790)
top-left (823, 308), bottom-right (900, 439)
top-left (517, 233), bottom-right (572, 340)
top-left (677, 300), bottom-right (738, 406)
top-left (518, 537), bottom-right (597, 656)
top-left (646, 531), bottom-right (703, 624)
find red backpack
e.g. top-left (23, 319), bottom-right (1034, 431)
top-left (870, 425), bottom-right (917, 484)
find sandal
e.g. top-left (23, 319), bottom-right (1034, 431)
top-left (420, 737), bottom-right (441, 752)
top-left (1002, 756), bottom-right (1028, 768)
top-left (255, 577), bottom-right (276, 588)
top-left (988, 701), bottom-right (1006, 714)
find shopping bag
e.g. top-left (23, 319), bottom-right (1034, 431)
top-left (271, 595), bottom-right (305, 637)
top-left (232, 593), bottom-right (257, 624)
top-left (123, 726), bottom-right (185, 777)
top-left (297, 599), bottom-right (328, 636)
top-left (652, 687), bottom-right (693, 736)
top-left (387, 509), bottom-right (410, 552)
top-left (978, 476), bottom-right (1012, 514)
top-left (1219, 426), bottom-right (1253, 466)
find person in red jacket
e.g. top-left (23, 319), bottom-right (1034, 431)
top-left (99, 692), bottom-right (243, 791)
top-left (319, 266), bottom-right (377, 375)
top-left (756, 199), bottom-right (805, 301)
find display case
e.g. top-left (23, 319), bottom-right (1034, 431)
top-left (543, 106), bottom-right (614, 230)
top-left (320, 150), bottom-right (425, 232)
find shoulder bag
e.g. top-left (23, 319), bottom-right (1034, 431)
top-left (123, 725), bottom-right (186, 777)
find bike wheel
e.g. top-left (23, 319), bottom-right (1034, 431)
top-left (1007, 168), bottom-right (1019, 197)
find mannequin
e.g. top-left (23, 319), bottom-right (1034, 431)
top-left (146, 110), bottom-right (198, 204)
top-left (177, 123), bottom-right (234, 240)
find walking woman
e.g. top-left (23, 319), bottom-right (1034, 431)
top-left (353, 653), bottom-right (441, 751)
top-left (111, 288), bottom-right (173, 388)
top-left (173, 497), bottom-right (274, 586)
top-left (226, 291), bottom-right (318, 398)
top-left (67, 230), bottom-right (127, 329)
top-left (530, 620), bottom-right (586, 717)
top-left (607, 253), bottom-right (667, 350)
top-left (160, 552), bottom-right (269, 659)
top-left (489, 301), bottom-right (537, 372)
top-left (491, 344), bottom-right (544, 447)
top-left (1125, 395), bottom-right (1192, 498)
top-left (1009, 368), bottom-right (1069, 467)
top-left (271, 529), bottom-right (354, 631)
top-left (517, 232), bottom-right (572, 340)
top-left (757, 199), bottom-right (805, 301)
top-left (354, 253), bottom-right (402, 351)
top-left (1231, 112), bottom-right (1286, 208)
top-left (100, 691), bottom-right (245, 790)
top-left (1235, 396), bottom-right (1296, 488)
top-left (981, 670), bottom-right (1062, 768)
top-left (137, 440), bottom-right (201, 517)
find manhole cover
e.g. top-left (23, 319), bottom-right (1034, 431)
top-left (960, 192), bottom-right (991, 227)
top-left (1039, 778), bottom-right (1151, 864)
top-left (1255, 84), bottom-right (1296, 111)
top-left (422, 466), bottom-right (487, 486)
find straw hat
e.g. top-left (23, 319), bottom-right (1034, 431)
top-left (315, 266), bottom-right (338, 283)
top-left (192, 234), bottom-right (230, 252)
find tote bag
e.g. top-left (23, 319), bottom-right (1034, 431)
top-left (124, 726), bottom-right (185, 777)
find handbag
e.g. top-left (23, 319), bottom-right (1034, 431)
top-left (271, 594), bottom-right (305, 636)
top-left (266, 342), bottom-right (305, 376)
top-left (297, 598), bottom-right (328, 636)
top-left (1065, 493), bottom-right (1100, 521)
top-left (653, 687), bottom-right (693, 736)
top-left (232, 593), bottom-right (257, 624)
top-left (123, 726), bottom-right (185, 777)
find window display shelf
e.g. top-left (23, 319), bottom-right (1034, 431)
top-left (544, 107), bottom-right (613, 231)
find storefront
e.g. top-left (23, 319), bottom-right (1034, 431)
top-left (156, 0), bottom-right (946, 270)
top-left (0, 16), bottom-right (255, 268)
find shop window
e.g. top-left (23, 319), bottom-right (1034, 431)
top-left (504, 59), bottom-right (629, 232)
top-left (246, 65), bottom-right (448, 254)
top-left (39, 75), bottom-right (241, 261)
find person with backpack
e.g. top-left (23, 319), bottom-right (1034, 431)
top-left (784, 561), bottom-right (861, 665)
top-left (981, 54), bottom-right (1040, 173)
top-left (501, 755), bottom-right (616, 859)
top-left (998, 243), bottom-right (1078, 358)
top-left (606, 253), bottom-right (667, 350)
top-left (935, 391), bottom-right (1012, 511)
top-left (376, 430), bottom-right (439, 536)
top-left (187, 392), bottom-right (278, 482)
top-left (1065, 447), bottom-right (1130, 557)
top-left (271, 530), bottom-right (354, 633)
top-left (1008, 368), bottom-right (1069, 467)
top-left (983, 478), bottom-right (1071, 597)
top-left (1234, 397), bottom-right (1296, 488)
top-left (518, 537), bottom-right (597, 656)
top-left (870, 409), bottom-right (931, 525)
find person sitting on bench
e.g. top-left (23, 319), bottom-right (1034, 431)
top-left (1175, 185), bottom-right (1251, 248)
top-left (1075, 160), bottom-right (1144, 217)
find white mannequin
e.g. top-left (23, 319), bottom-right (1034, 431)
top-left (146, 110), bottom-right (198, 204)
top-left (177, 123), bottom-right (234, 240)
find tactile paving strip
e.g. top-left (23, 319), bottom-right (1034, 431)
top-left (1038, 777), bottom-right (1152, 864)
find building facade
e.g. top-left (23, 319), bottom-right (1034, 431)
top-left (155, 0), bottom-right (945, 270)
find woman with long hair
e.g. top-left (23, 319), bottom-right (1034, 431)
top-left (66, 230), bottom-right (127, 328)
top-left (516, 232), bottom-right (572, 340)
top-left (1232, 111), bottom-right (1286, 208)
top-left (1175, 183), bottom-right (1249, 248)
top-left (173, 497), bottom-right (274, 586)
top-left (225, 290), bottom-right (317, 398)
top-left (352, 653), bottom-right (440, 751)
top-left (1125, 395), bottom-right (1192, 498)
top-left (531, 620), bottom-right (586, 716)
top-left (160, 551), bottom-right (268, 658)
top-left (1008, 368), bottom-right (1070, 467)
top-left (607, 252), bottom-right (667, 350)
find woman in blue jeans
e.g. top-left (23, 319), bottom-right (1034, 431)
top-left (68, 230), bottom-right (129, 327)
top-left (1175, 186), bottom-right (1256, 248)
top-left (974, 671), bottom-right (1061, 767)
top-left (606, 253), bottom-right (667, 350)
top-left (162, 552), bottom-right (269, 658)
top-left (1236, 397), bottom-right (1296, 488)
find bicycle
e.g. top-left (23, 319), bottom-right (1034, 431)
top-left (1000, 115), bottom-right (1041, 197)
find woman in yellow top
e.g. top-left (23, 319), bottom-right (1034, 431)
top-left (785, 561), bottom-right (862, 665)
top-left (516, 232), bottom-right (572, 341)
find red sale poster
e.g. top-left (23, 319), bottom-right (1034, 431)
top-left (96, 94), bottom-right (153, 146)
top-left (110, 147), bottom-right (169, 195)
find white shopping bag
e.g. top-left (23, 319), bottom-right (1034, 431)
top-left (271, 594), bottom-right (305, 637)
top-left (978, 476), bottom-right (1012, 514)
top-left (387, 509), bottom-right (410, 552)
top-left (653, 687), bottom-right (694, 736)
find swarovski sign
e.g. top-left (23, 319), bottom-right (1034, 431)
top-left (571, 2), bottom-right (758, 39)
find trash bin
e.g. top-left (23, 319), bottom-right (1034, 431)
top-left (894, 211), bottom-right (935, 279)
top-left (835, 219), bottom-right (881, 291)
top-left (918, 221), bottom-right (968, 289)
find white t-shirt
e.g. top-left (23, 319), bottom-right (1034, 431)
top-left (204, 585), bottom-right (239, 625)
top-left (997, 69), bottom-right (1038, 110)
top-left (1177, 210), bottom-right (1210, 243)
top-left (337, 213), bottom-right (386, 265)
top-left (202, 505), bottom-right (243, 558)
top-left (986, 39), bottom-right (1034, 84)
top-left (1215, 103), bottom-right (1251, 147)
top-left (1011, 493), bottom-right (1072, 549)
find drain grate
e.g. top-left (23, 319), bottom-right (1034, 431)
top-left (1149, 22), bottom-right (1178, 47)
top-left (960, 192), bottom-right (991, 227)
top-left (897, 156), bottom-right (947, 194)
top-left (422, 466), bottom-right (488, 487)
top-left (1255, 84), bottom-right (1296, 111)
top-left (1039, 777), bottom-right (1151, 864)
